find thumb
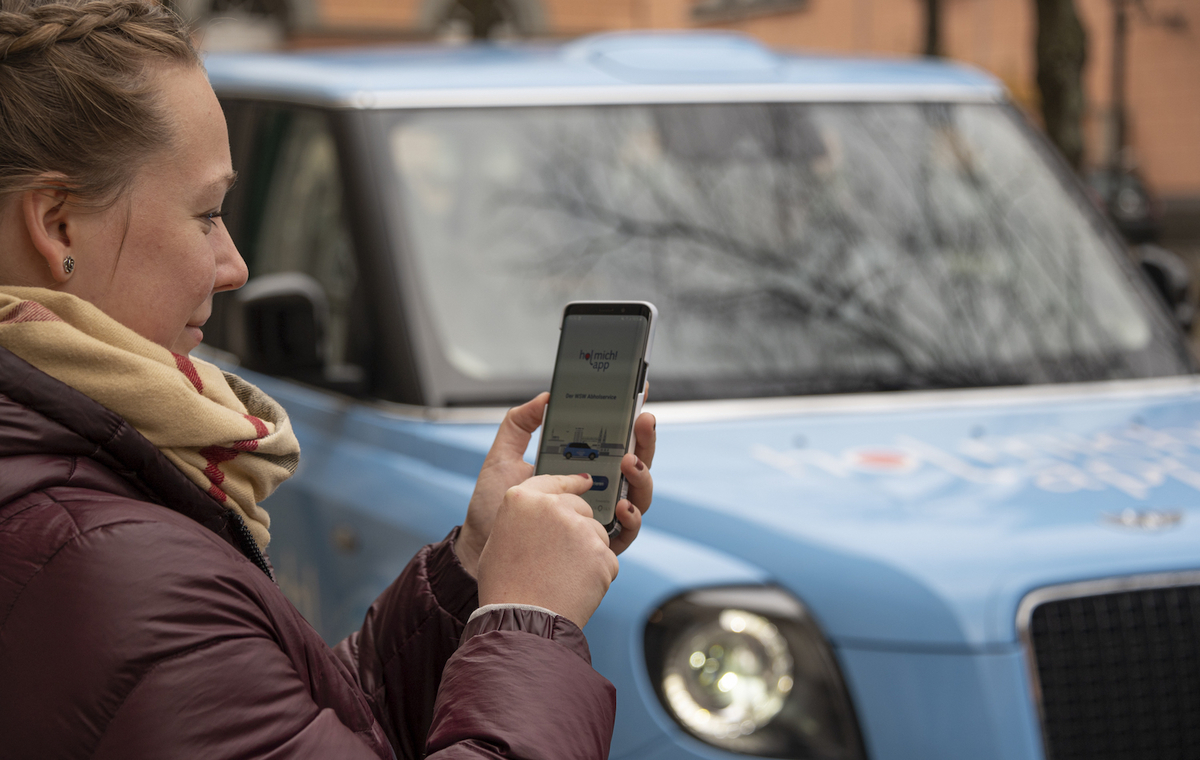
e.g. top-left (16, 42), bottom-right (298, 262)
top-left (489, 392), bottom-right (550, 460)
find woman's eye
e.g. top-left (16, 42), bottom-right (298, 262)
top-left (202, 210), bottom-right (228, 230)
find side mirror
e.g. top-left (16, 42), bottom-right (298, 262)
top-left (232, 273), bottom-right (328, 376)
top-left (1137, 244), bottom-right (1194, 334)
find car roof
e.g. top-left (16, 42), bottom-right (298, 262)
top-left (205, 31), bottom-right (1005, 109)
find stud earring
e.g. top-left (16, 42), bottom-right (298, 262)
top-left (62, 256), bottom-right (74, 275)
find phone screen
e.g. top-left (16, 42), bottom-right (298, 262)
top-left (536, 308), bottom-right (651, 526)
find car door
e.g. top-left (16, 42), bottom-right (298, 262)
top-left (209, 101), bottom-right (446, 643)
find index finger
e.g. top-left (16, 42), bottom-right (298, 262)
top-left (518, 472), bottom-right (595, 496)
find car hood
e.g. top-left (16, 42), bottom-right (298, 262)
top-left (643, 376), bottom-right (1200, 648)
top-left (632, 377), bottom-right (1200, 649)
top-left (350, 375), bottom-right (1200, 650)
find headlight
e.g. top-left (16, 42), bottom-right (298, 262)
top-left (645, 587), bottom-right (864, 759)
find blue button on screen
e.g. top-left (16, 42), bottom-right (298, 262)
top-left (590, 475), bottom-right (610, 491)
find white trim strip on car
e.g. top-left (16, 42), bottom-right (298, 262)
top-left (211, 82), bottom-right (1006, 110)
top-left (351, 82), bottom-right (1006, 109)
top-left (375, 374), bottom-right (1200, 425)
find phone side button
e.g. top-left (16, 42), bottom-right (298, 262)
top-left (590, 475), bottom-right (610, 491)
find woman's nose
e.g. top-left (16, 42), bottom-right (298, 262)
top-left (215, 232), bottom-right (249, 293)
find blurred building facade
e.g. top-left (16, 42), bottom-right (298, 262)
top-left (203, 0), bottom-right (1199, 224)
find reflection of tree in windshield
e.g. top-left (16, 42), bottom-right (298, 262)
top-left (389, 103), bottom-right (1188, 398)
top-left (505, 103), bottom-right (1179, 394)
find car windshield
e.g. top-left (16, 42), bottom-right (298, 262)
top-left (384, 102), bottom-right (1189, 402)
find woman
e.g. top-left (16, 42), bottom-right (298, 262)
top-left (0, 1), bottom-right (655, 757)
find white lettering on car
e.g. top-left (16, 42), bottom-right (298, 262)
top-left (751, 420), bottom-right (1200, 500)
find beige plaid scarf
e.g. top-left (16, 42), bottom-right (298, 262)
top-left (0, 287), bottom-right (299, 549)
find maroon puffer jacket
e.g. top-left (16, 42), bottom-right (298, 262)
top-left (0, 346), bottom-right (616, 759)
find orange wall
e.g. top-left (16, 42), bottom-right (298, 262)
top-left (702, 0), bottom-right (921, 57)
top-left (318, 0), bottom-right (415, 27)
top-left (943, 0), bottom-right (1037, 110)
top-left (1075, 0), bottom-right (1200, 196)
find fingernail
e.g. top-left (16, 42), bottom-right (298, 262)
top-left (628, 503), bottom-right (636, 515)
top-left (635, 457), bottom-right (645, 472)
top-left (577, 472), bottom-right (591, 479)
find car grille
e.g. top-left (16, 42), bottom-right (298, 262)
top-left (1024, 579), bottom-right (1200, 760)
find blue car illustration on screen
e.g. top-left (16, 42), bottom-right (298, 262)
top-left (202, 32), bottom-right (1199, 760)
top-left (564, 442), bottom-right (600, 460)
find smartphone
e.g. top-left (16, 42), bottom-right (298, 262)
top-left (535, 301), bottom-right (658, 535)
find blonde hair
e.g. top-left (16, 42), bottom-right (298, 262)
top-left (0, 0), bottom-right (200, 205)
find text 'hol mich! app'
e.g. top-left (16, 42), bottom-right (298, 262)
top-left (538, 314), bottom-right (649, 523)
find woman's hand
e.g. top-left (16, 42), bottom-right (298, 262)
top-left (455, 393), bottom-right (657, 577)
top-left (456, 393), bottom-right (547, 578)
top-left (476, 474), bottom-right (618, 629)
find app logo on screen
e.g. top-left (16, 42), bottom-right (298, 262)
top-left (580, 348), bottom-right (618, 372)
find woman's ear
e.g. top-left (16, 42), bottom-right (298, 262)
top-left (22, 184), bottom-right (75, 284)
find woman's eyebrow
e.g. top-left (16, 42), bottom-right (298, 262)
top-left (202, 171), bottom-right (239, 197)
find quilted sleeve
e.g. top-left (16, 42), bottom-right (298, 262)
top-left (333, 529), bottom-right (479, 759)
top-left (425, 607), bottom-right (617, 760)
top-left (334, 531), bottom-right (616, 760)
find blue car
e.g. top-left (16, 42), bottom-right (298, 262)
top-left (565, 442), bottom-right (601, 460)
top-left (201, 32), bottom-right (1199, 760)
